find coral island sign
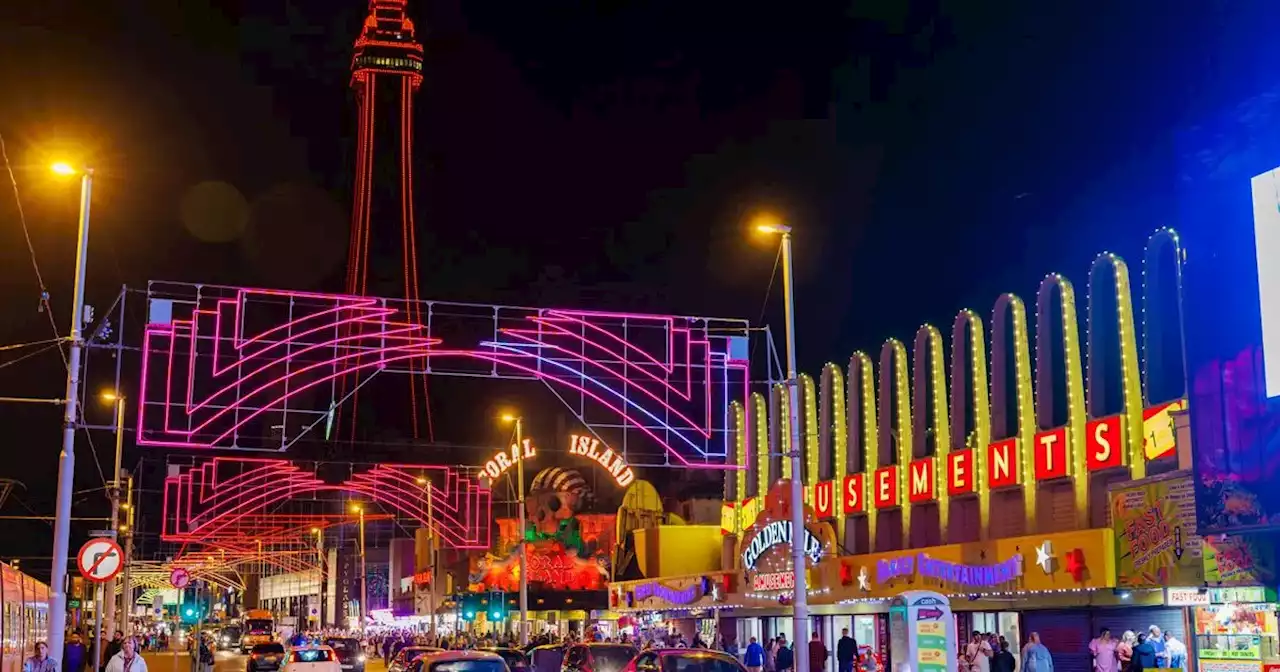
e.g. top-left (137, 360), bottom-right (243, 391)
top-left (568, 434), bottom-right (635, 487)
top-left (876, 552), bottom-right (1023, 588)
top-left (742, 520), bottom-right (824, 571)
top-left (482, 439), bottom-right (536, 480)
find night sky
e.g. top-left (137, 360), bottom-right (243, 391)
top-left (0, 1), bottom-right (1275, 577)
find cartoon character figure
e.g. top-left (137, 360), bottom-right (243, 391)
top-left (525, 467), bottom-right (598, 557)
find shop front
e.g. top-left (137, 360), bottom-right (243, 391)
top-left (1193, 532), bottom-right (1279, 672)
top-left (609, 572), bottom-right (738, 645)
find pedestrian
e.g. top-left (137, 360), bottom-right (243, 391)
top-left (809, 632), bottom-right (829, 672)
top-left (1146, 627), bottom-right (1166, 668)
top-left (1021, 632), bottom-right (1054, 672)
top-left (64, 633), bottom-right (88, 672)
top-left (1090, 628), bottom-right (1119, 672)
top-left (764, 635), bottom-right (777, 672)
top-left (1132, 634), bottom-right (1157, 671)
top-left (744, 636), bottom-right (765, 672)
top-left (1162, 631), bottom-right (1186, 670)
top-left (24, 642), bottom-right (58, 672)
top-left (991, 638), bottom-right (1015, 672)
top-left (1117, 631), bottom-right (1135, 671)
top-left (775, 638), bottom-right (794, 672)
top-left (836, 628), bottom-right (858, 672)
top-left (105, 637), bottom-right (146, 672)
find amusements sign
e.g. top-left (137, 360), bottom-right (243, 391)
top-left (1111, 472), bottom-right (1203, 588)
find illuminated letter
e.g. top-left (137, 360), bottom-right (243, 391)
top-left (522, 438), bottom-right (536, 458)
top-left (1086, 416), bottom-right (1125, 471)
top-left (874, 466), bottom-right (898, 509)
top-left (1034, 428), bottom-right (1069, 480)
top-left (617, 468), bottom-right (635, 487)
top-left (843, 474), bottom-right (864, 514)
top-left (948, 450), bottom-right (975, 495)
top-left (986, 439), bottom-right (1018, 489)
top-left (484, 461), bottom-right (501, 479)
top-left (909, 459), bottom-right (934, 502)
top-left (494, 453), bottom-right (512, 472)
top-left (814, 481), bottom-right (834, 519)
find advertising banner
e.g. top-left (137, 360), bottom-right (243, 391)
top-left (1204, 534), bottom-right (1276, 586)
top-left (1111, 473), bottom-right (1203, 587)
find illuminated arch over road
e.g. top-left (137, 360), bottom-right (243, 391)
top-left (162, 457), bottom-right (491, 550)
top-left (137, 283), bottom-right (751, 467)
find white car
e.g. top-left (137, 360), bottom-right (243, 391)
top-left (281, 646), bottom-right (343, 672)
top-left (407, 650), bottom-right (509, 672)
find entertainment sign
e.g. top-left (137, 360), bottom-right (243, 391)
top-left (741, 520), bottom-right (824, 571)
top-left (751, 572), bottom-right (795, 591)
top-left (876, 552), bottom-right (1023, 588)
top-left (633, 578), bottom-right (707, 605)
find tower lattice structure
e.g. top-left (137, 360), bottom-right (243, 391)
top-left (345, 0), bottom-right (433, 440)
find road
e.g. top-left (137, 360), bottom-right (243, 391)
top-left (141, 650), bottom-right (390, 672)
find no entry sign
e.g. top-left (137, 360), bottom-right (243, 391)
top-left (170, 567), bottom-right (190, 589)
top-left (76, 538), bottom-right (124, 583)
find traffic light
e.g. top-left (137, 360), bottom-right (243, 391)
top-left (488, 590), bottom-right (506, 621)
top-left (460, 593), bottom-right (482, 621)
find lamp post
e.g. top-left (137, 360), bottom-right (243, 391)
top-left (121, 479), bottom-right (134, 635)
top-left (755, 216), bottom-right (808, 672)
top-left (49, 162), bottom-right (95, 664)
top-left (312, 527), bottom-right (323, 629)
top-left (351, 504), bottom-right (366, 632)
top-left (500, 413), bottom-right (529, 646)
top-left (101, 392), bottom-right (125, 634)
top-left (417, 477), bottom-right (438, 641)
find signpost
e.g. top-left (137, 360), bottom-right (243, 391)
top-left (170, 567), bottom-right (191, 589)
top-left (77, 538), bottom-right (123, 672)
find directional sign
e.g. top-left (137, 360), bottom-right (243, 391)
top-left (76, 538), bottom-right (123, 584)
top-left (169, 567), bottom-right (191, 589)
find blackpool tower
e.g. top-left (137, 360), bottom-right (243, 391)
top-left (345, 0), bottom-right (433, 439)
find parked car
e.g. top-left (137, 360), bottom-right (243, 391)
top-left (621, 649), bottom-right (746, 672)
top-left (247, 643), bottom-right (288, 672)
top-left (281, 646), bottom-right (342, 672)
top-left (407, 650), bottom-right (509, 672)
top-left (561, 644), bottom-right (638, 672)
top-left (479, 648), bottom-right (530, 672)
top-left (529, 644), bottom-right (565, 672)
top-left (325, 638), bottom-right (367, 672)
top-left (389, 646), bottom-right (445, 672)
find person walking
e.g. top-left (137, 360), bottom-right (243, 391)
top-left (764, 635), bottom-right (778, 672)
top-left (744, 636), bottom-right (765, 672)
top-left (991, 639), bottom-right (1015, 672)
top-left (24, 642), bottom-right (58, 672)
top-left (809, 632), bottom-right (829, 672)
top-left (1022, 632), bottom-right (1054, 672)
top-left (836, 628), bottom-right (858, 672)
top-left (104, 637), bottom-right (146, 672)
top-left (1117, 631), bottom-right (1135, 672)
top-left (1090, 628), bottom-right (1120, 672)
top-left (64, 633), bottom-right (87, 672)
top-left (1146, 627), bottom-right (1166, 668)
top-left (775, 638), bottom-right (794, 672)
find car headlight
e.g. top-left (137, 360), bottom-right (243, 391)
top-left (357, 655), bottom-right (367, 663)
top-left (222, 637), bottom-right (230, 643)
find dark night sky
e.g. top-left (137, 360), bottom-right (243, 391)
top-left (0, 1), bottom-right (1276, 576)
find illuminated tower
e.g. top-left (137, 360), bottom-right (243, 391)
top-left (346, 0), bottom-right (432, 438)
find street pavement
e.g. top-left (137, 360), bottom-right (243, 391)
top-left (141, 650), bottom-right (390, 672)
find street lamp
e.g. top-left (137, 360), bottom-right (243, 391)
top-left (418, 476), bottom-right (438, 640)
top-left (351, 504), bottom-right (366, 632)
top-left (753, 214), bottom-right (809, 672)
top-left (48, 162), bottom-right (96, 664)
top-left (101, 391), bottom-right (127, 633)
top-left (500, 412), bottom-right (529, 646)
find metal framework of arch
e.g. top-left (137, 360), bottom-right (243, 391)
top-left (135, 282), bottom-right (751, 467)
top-left (162, 457), bottom-right (491, 549)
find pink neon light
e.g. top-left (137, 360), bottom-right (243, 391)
top-left (162, 458), bottom-right (490, 549)
top-left (140, 288), bottom-right (746, 465)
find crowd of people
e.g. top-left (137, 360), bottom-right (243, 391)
top-left (25, 630), bottom-right (149, 672)
top-left (959, 625), bottom-right (1189, 672)
top-left (742, 628), bottom-right (866, 672)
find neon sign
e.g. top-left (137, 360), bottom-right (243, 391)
top-left (633, 578), bottom-right (707, 605)
top-left (751, 572), bottom-right (794, 591)
top-left (876, 552), bottom-right (1023, 587)
top-left (482, 439), bottom-right (536, 480)
top-left (741, 520), bottom-right (823, 571)
top-left (568, 434), bottom-right (635, 487)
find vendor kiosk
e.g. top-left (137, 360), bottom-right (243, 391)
top-left (888, 591), bottom-right (957, 672)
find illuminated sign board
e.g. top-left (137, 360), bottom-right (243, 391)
top-left (1165, 587), bottom-right (1210, 607)
top-left (567, 434), bottom-right (635, 487)
top-left (876, 552), bottom-right (1023, 588)
top-left (633, 578), bottom-right (707, 605)
top-left (481, 439), bottom-right (536, 480)
top-left (741, 520), bottom-right (824, 571)
top-left (751, 572), bottom-right (794, 591)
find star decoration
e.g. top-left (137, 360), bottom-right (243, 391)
top-left (1036, 540), bottom-right (1055, 573)
top-left (1064, 548), bottom-right (1087, 582)
top-left (857, 566), bottom-right (871, 591)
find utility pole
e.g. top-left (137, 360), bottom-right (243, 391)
top-left (49, 164), bottom-right (95, 664)
top-left (515, 419), bottom-right (529, 646)
top-left (120, 476), bottom-right (135, 635)
top-left (103, 394), bottom-right (125, 635)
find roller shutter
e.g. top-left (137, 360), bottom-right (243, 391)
top-left (1023, 610), bottom-right (1092, 672)
top-left (1092, 607), bottom-right (1187, 645)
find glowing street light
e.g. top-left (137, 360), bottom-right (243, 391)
top-left (47, 159), bottom-right (98, 664)
top-left (99, 390), bottom-right (128, 633)
top-left (500, 412), bottom-right (530, 646)
top-left (750, 212), bottom-right (808, 672)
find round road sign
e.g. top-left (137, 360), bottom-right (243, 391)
top-left (76, 539), bottom-right (124, 584)
top-left (170, 567), bottom-right (191, 589)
